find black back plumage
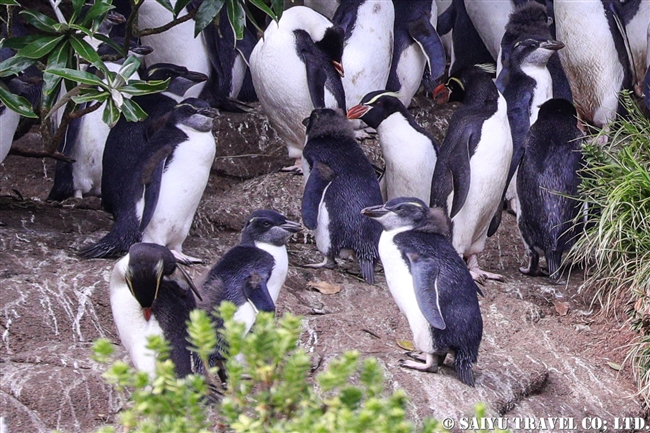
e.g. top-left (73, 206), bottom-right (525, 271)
top-left (332, 0), bottom-right (361, 41)
top-left (517, 98), bottom-right (583, 280)
top-left (302, 108), bottom-right (383, 282)
top-left (429, 66), bottom-right (499, 218)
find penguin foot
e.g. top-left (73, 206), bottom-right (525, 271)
top-left (281, 158), bottom-right (304, 174)
top-left (303, 256), bottom-right (337, 269)
top-left (171, 250), bottom-right (204, 265)
top-left (399, 353), bottom-right (438, 372)
top-left (353, 128), bottom-right (376, 140)
top-left (467, 255), bottom-right (505, 283)
top-left (518, 266), bottom-right (548, 277)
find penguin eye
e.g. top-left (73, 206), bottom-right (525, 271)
top-left (262, 221), bottom-right (271, 228)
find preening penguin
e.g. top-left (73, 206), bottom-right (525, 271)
top-left (430, 65), bottom-right (512, 283)
top-left (196, 210), bottom-right (301, 370)
top-left (347, 90), bottom-right (439, 203)
top-left (301, 108), bottom-right (383, 284)
top-left (388, 0), bottom-right (446, 107)
top-left (110, 243), bottom-right (202, 378)
top-left (250, 6), bottom-right (345, 168)
top-left (362, 198), bottom-right (483, 387)
top-left (517, 98), bottom-right (584, 284)
top-left (82, 98), bottom-right (217, 262)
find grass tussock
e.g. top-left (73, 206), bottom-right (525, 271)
top-left (568, 93), bottom-right (650, 401)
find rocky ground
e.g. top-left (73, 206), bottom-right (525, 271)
top-left (0, 96), bottom-right (647, 433)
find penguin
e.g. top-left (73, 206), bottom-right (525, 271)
top-left (517, 98), bottom-right (584, 284)
top-left (0, 78), bottom-right (24, 164)
top-left (91, 63), bottom-right (207, 252)
top-left (250, 6), bottom-right (345, 169)
top-left (82, 98), bottom-right (217, 262)
top-left (430, 65), bottom-right (513, 283)
top-left (347, 90), bottom-right (439, 203)
top-left (388, 0), bottom-right (446, 107)
top-left (110, 242), bottom-right (202, 377)
top-left (644, 23), bottom-right (650, 112)
top-left (47, 40), bottom-right (153, 202)
top-left (196, 210), bottom-right (301, 370)
top-left (137, 0), bottom-right (211, 98)
top-left (331, 0), bottom-right (395, 113)
top-left (304, 0), bottom-right (341, 19)
top-left (500, 36), bottom-right (565, 216)
top-left (301, 108), bottom-right (383, 284)
top-left (362, 198), bottom-right (483, 387)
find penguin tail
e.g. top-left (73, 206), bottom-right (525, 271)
top-left (79, 224), bottom-right (140, 259)
top-left (454, 350), bottom-right (476, 387)
top-left (359, 258), bottom-right (375, 285)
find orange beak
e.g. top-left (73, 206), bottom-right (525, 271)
top-left (347, 104), bottom-right (370, 119)
top-left (433, 83), bottom-right (450, 105)
top-left (333, 61), bottom-right (344, 77)
top-left (143, 307), bottom-right (152, 322)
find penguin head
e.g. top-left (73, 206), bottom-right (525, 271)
top-left (144, 64), bottom-right (208, 97)
top-left (434, 65), bottom-right (497, 104)
top-left (536, 98), bottom-right (577, 122)
top-left (315, 26), bottom-right (345, 76)
top-left (304, 108), bottom-right (353, 138)
top-left (511, 37), bottom-right (564, 68)
top-left (241, 210), bottom-right (301, 247)
top-left (243, 273), bottom-right (275, 313)
top-left (172, 98), bottom-right (219, 132)
top-left (347, 91), bottom-right (405, 129)
top-left (362, 197), bottom-right (430, 231)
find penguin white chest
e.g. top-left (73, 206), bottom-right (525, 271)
top-left (70, 108), bottom-right (110, 196)
top-left (234, 302), bottom-right (258, 335)
top-left (0, 107), bottom-right (20, 163)
top-left (143, 127), bottom-right (216, 249)
top-left (254, 241), bottom-right (289, 303)
top-left (520, 64), bottom-right (553, 124)
top-left (378, 114), bottom-right (437, 203)
top-left (313, 183), bottom-right (332, 256)
top-left (395, 44), bottom-right (427, 107)
top-left (378, 229), bottom-right (433, 353)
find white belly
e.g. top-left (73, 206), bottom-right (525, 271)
top-left (395, 44), bottom-right (427, 107)
top-left (452, 94), bottom-right (512, 257)
top-left (314, 184), bottom-right (332, 256)
top-left (234, 302), bottom-right (257, 335)
top-left (464, 1), bottom-right (513, 59)
top-left (254, 241), bottom-right (289, 303)
top-left (142, 127), bottom-right (216, 250)
top-left (0, 107), bottom-right (20, 164)
top-left (378, 114), bottom-right (437, 203)
top-left (378, 228), bottom-right (434, 353)
top-left (70, 108), bottom-right (109, 197)
top-left (521, 64), bottom-right (553, 125)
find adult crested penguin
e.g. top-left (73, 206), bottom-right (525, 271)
top-left (362, 198), bottom-right (483, 387)
top-left (196, 210), bottom-right (301, 370)
top-left (500, 36), bottom-right (565, 216)
top-left (517, 98), bottom-right (584, 284)
top-left (47, 40), bottom-right (153, 202)
top-left (430, 65), bottom-right (513, 283)
top-left (250, 6), bottom-right (345, 169)
top-left (82, 98), bottom-right (217, 262)
top-left (332, 0), bottom-right (395, 113)
top-left (137, 0), bottom-right (211, 98)
top-left (388, 0), bottom-right (446, 107)
top-left (110, 242), bottom-right (202, 377)
top-left (301, 108), bottom-right (383, 284)
top-left (86, 63), bottom-right (207, 258)
top-left (347, 90), bottom-right (439, 203)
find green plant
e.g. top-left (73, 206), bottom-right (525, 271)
top-left (92, 303), bottom-right (505, 433)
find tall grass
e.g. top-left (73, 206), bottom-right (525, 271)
top-left (569, 93), bottom-right (650, 400)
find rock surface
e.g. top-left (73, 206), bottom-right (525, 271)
top-left (0, 96), bottom-right (646, 432)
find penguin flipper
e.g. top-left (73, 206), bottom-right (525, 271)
top-left (449, 132), bottom-right (472, 218)
top-left (139, 144), bottom-right (173, 232)
top-left (305, 56), bottom-right (328, 109)
top-left (302, 160), bottom-right (335, 230)
top-left (405, 252), bottom-right (446, 330)
top-left (47, 111), bottom-right (84, 201)
top-left (244, 271), bottom-right (275, 313)
top-left (408, 15), bottom-right (446, 82)
top-left (487, 205), bottom-right (502, 238)
top-left (436, 2), bottom-right (456, 36)
top-left (644, 68), bottom-right (650, 111)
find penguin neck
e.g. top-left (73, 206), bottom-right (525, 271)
top-left (462, 78), bottom-right (499, 109)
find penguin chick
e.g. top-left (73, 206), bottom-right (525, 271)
top-left (110, 242), bottom-right (202, 378)
top-left (196, 210), bottom-right (301, 371)
top-left (301, 108), bottom-right (383, 284)
top-left (347, 90), bottom-right (439, 203)
top-left (362, 197), bottom-right (483, 387)
top-left (517, 98), bottom-right (584, 284)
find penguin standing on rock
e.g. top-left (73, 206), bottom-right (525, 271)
top-left (430, 65), bottom-right (512, 283)
top-left (82, 98), bottom-right (218, 263)
top-left (197, 210), bottom-right (301, 370)
top-left (517, 98), bottom-right (584, 284)
top-left (250, 6), bottom-right (345, 170)
top-left (301, 108), bottom-right (383, 284)
top-left (110, 243), bottom-right (202, 378)
top-left (347, 90), bottom-right (439, 203)
top-left (362, 198), bottom-right (483, 387)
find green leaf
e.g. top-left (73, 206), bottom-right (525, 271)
top-left (17, 35), bottom-right (65, 59)
top-left (19, 10), bottom-right (59, 34)
top-left (40, 42), bottom-right (71, 111)
top-left (155, 0), bottom-right (174, 13)
top-left (80, 0), bottom-right (115, 27)
top-left (120, 78), bottom-right (170, 96)
top-left (194, 0), bottom-right (225, 36)
top-left (248, 0), bottom-right (275, 21)
top-left (121, 98), bottom-right (147, 122)
top-left (93, 34), bottom-right (126, 58)
top-left (0, 35), bottom-right (41, 50)
top-left (69, 36), bottom-right (101, 64)
top-left (68, 24), bottom-right (94, 39)
top-left (71, 0), bottom-right (85, 18)
top-left (0, 83), bottom-right (37, 118)
top-left (47, 68), bottom-right (105, 87)
top-left (72, 89), bottom-right (109, 105)
top-left (117, 55), bottom-right (142, 81)
top-left (226, 0), bottom-right (246, 40)
top-left (102, 98), bottom-right (120, 127)
top-left (271, 0), bottom-right (284, 19)
top-left (173, 0), bottom-right (194, 16)
top-left (0, 0), bottom-right (20, 5)
top-left (0, 56), bottom-right (36, 77)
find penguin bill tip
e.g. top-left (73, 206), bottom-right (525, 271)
top-left (347, 104), bottom-right (370, 119)
top-left (433, 84), bottom-right (450, 105)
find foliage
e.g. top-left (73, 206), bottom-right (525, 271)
top-left (568, 92), bottom-right (650, 401)
top-left (92, 302), bottom-right (505, 433)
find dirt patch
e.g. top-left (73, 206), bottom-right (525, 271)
top-left (0, 96), bottom-right (646, 432)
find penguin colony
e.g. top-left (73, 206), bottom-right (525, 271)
top-left (3, 0), bottom-right (649, 390)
